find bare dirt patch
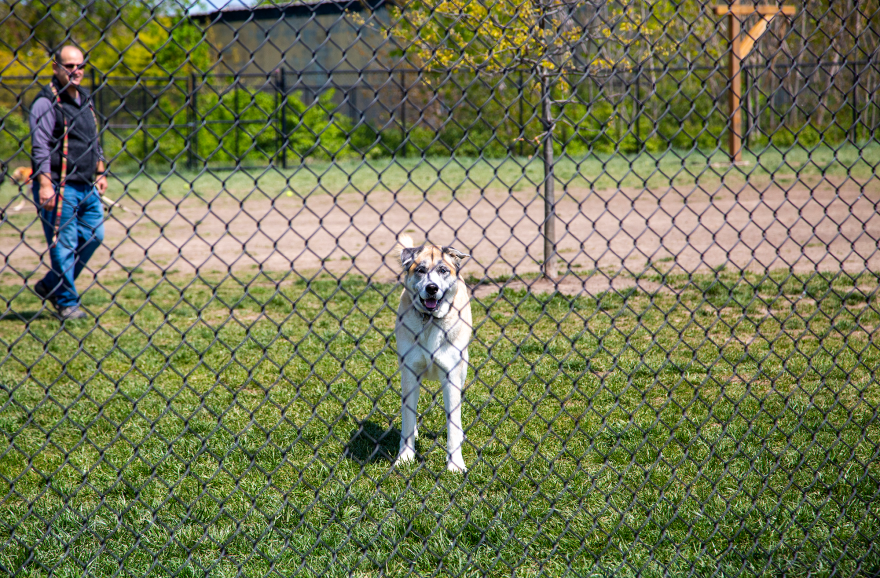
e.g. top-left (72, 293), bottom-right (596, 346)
top-left (470, 275), bottom-right (666, 300)
top-left (3, 175), bottom-right (879, 296)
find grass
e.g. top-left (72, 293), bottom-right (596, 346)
top-left (0, 267), bottom-right (878, 577)
top-left (2, 143), bottom-right (878, 205)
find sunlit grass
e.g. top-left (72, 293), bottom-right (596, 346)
top-left (0, 267), bottom-right (878, 577)
top-left (3, 143), bottom-right (876, 208)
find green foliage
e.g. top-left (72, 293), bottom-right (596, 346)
top-left (772, 126), bottom-right (796, 148)
top-left (283, 91), bottom-right (355, 161)
top-left (154, 17), bottom-right (213, 74)
top-left (0, 106), bottom-right (29, 165)
top-left (106, 88), bottom-right (362, 169)
top-left (2, 0), bottom-right (876, 166)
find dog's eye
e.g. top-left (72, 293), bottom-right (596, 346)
top-left (437, 267), bottom-right (449, 275)
top-left (416, 267), bottom-right (427, 274)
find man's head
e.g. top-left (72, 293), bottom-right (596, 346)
top-left (52, 46), bottom-right (85, 89)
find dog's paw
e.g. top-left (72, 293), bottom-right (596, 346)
top-left (394, 450), bottom-right (417, 467)
top-left (446, 457), bottom-right (467, 473)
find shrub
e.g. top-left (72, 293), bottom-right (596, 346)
top-left (796, 124), bottom-right (821, 147)
top-left (771, 127), bottom-right (796, 148)
top-left (0, 106), bottom-right (30, 166)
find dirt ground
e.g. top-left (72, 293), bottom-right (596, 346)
top-left (3, 175), bottom-right (879, 295)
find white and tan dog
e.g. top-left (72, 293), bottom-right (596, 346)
top-left (394, 235), bottom-right (472, 472)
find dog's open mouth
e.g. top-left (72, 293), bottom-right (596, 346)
top-left (421, 297), bottom-right (438, 311)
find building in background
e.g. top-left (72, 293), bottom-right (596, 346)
top-left (196, 0), bottom-right (402, 122)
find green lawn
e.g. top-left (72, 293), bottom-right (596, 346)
top-left (3, 143), bottom-right (878, 206)
top-left (0, 267), bottom-right (878, 577)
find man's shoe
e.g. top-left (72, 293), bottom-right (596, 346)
top-left (34, 281), bottom-right (57, 308)
top-left (57, 306), bottom-right (88, 320)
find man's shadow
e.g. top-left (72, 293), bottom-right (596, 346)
top-left (344, 421), bottom-right (403, 464)
top-left (0, 310), bottom-right (52, 323)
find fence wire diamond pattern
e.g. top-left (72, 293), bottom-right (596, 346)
top-left (0, 1), bottom-right (879, 576)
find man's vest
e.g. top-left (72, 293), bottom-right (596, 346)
top-left (31, 79), bottom-right (100, 185)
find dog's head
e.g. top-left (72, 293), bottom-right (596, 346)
top-left (11, 167), bottom-right (32, 184)
top-left (399, 239), bottom-right (469, 318)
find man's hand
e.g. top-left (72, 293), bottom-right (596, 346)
top-left (95, 162), bottom-right (108, 195)
top-left (37, 174), bottom-right (56, 211)
top-left (95, 174), bottom-right (108, 195)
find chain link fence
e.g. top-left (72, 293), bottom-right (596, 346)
top-left (1, 1), bottom-right (879, 576)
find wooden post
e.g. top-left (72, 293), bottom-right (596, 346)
top-left (714, 3), bottom-right (795, 164)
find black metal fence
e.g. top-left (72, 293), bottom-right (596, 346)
top-left (1, 1), bottom-right (880, 576)
top-left (1, 59), bottom-right (877, 173)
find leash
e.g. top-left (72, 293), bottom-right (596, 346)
top-left (46, 82), bottom-right (99, 248)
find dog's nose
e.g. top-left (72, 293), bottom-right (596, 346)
top-left (426, 284), bottom-right (439, 295)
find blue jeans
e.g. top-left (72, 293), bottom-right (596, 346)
top-left (33, 181), bottom-right (105, 309)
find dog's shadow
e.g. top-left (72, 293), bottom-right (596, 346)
top-left (343, 421), bottom-right (403, 465)
top-left (344, 420), bottom-right (440, 465)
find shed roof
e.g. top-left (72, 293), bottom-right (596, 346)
top-left (194, 0), bottom-right (386, 20)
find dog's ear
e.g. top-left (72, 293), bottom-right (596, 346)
top-left (442, 246), bottom-right (470, 271)
top-left (400, 247), bottom-right (420, 270)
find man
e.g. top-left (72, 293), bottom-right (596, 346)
top-left (30, 46), bottom-right (107, 320)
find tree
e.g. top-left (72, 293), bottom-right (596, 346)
top-left (387, 0), bottom-right (656, 280)
top-left (0, 1), bottom-right (211, 77)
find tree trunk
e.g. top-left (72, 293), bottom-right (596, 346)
top-left (539, 0), bottom-right (557, 282)
top-left (540, 66), bottom-right (557, 281)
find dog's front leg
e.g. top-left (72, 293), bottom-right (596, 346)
top-left (395, 364), bottom-right (420, 466)
top-left (442, 364), bottom-right (467, 473)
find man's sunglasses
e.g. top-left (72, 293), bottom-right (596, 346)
top-left (57, 62), bottom-right (85, 72)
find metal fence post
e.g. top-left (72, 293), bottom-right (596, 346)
top-left (190, 72), bottom-right (198, 171)
top-left (281, 68), bottom-right (287, 170)
top-left (851, 63), bottom-right (859, 144)
top-left (91, 68), bottom-right (104, 153)
top-left (274, 70), bottom-right (280, 162)
top-left (727, 8), bottom-right (743, 163)
top-left (234, 78), bottom-right (241, 164)
top-left (142, 83), bottom-right (149, 171)
top-left (519, 70), bottom-right (525, 158)
top-left (743, 65), bottom-right (750, 150)
top-left (635, 69), bottom-right (642, 151)
top-left (540, 66), bottom-right (557, 281)
top-left (400, 69), bottom-right (408, 157)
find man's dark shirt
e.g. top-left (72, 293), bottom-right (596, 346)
top-left (30, 79), bottom-right (104, 185)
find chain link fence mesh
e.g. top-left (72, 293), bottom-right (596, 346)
top-left (1, 1), bottom-right (879, 576)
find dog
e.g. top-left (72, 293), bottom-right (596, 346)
top-left (11, 167), bottom-right (33, 184)
top-left (394, 235), bottom-right (472, 472)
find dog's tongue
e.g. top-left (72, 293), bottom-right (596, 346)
top-left (424, 298), bottom-right (438, 310)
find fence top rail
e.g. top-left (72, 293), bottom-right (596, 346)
top-left (2, 56), bottom-right (874, 85)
